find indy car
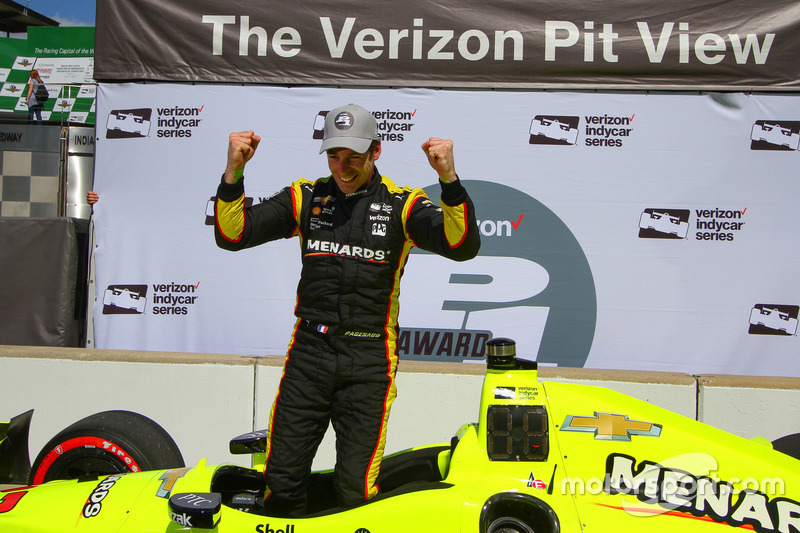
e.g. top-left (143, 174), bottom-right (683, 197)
top-left (529, 116), bottom-right (579, 145)
top-left (639, 210), bottom-right (690, 238)
top-left (750, 306), bottom-right (799, 335)
top-left (106, 111), bottom-right (151, 136)
top-left (2, 339), bottom-right (799, 532)
top-left (102, 287), bottom-right (147, 313)
top-left (750, 122), bottom-right (800, 150)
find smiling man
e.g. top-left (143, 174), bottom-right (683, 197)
top-left (213, 103), bottom-right (480, 517)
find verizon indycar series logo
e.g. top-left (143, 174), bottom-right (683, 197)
top-left (106, 105), bottom-right (204, 139)
top-left (103, 283), bottom-right (200, 316)
top-left (750, 120), bottom-right (800, 151)
top-left (638, 208), bottom-right (746, 242)
top-left (529, 113), bottom-right (635, 147)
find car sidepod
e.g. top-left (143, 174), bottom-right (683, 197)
top-left (545, 381), bottom-right (800, 532)
top-left (0, 470), bottom-right (164, 532)
top-left (467, 339), bottom-right (800, 533)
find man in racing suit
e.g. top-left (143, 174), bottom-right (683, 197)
top-left (214, 103), bottom-right (480, 517)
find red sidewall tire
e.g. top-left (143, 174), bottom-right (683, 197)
top-left (30, 410), bottom-right (184, 485)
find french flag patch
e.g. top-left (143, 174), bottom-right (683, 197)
top-left (316, 324), bottom-right (329, 334)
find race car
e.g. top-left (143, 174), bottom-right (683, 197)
top-left (529, 116), bottom-right (579, 145)
top-left (1, 338), bottom-right (799, 532)
top-left (102, 287), bottom-right (147, 313)
top-left (106, 111), bottom-right (151, 136)
top-left (639, 210), bottom-right (690, 238)
top-left (749, 306), bottom-right (799, 335)
top-left (750, 122), bottom-right (800, 150)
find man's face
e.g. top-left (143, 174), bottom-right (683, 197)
top-left (326, 145), bottom-right (381, 195)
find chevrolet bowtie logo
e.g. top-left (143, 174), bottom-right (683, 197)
top-left (313, 195), bottom-right (335, 205)
top-left (561, 412), bottom-right (662, 441)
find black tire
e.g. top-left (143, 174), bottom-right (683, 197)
top-left (487, 517), bottom-right (536, 533)
top-left (772, 433), bottom-right (800, 461)
top-left (29, 410), bottom-right (184, 484)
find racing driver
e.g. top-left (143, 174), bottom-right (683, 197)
top-left (213, 103), bottom-right (480, 516)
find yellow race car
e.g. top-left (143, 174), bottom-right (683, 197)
top-left (1, 338), bottom-right (799, 532)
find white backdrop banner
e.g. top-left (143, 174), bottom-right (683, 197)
top-left (93, 84), bottom-right (800, 376)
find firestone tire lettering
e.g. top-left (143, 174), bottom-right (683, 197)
top-left (29, 410), bottom-right (184, 485)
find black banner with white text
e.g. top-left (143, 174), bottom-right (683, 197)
top-left (95, 0), bottom-right (800, 90)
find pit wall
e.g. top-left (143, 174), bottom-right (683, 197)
top-left (1, 345), bottom-right (798, 470)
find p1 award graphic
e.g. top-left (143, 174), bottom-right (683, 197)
top-left (398, 180), bottom-right (596, 367)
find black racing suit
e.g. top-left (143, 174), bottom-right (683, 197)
top-left (214, 167), bottom-right (480, 516)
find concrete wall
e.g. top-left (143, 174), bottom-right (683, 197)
top-left (697, 374), bottom-right (800, 441)
top-left (1, 345), bottom-right (799, 471)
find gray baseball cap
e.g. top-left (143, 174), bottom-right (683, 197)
top-left (319, 103), bottom-right (379, 154)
